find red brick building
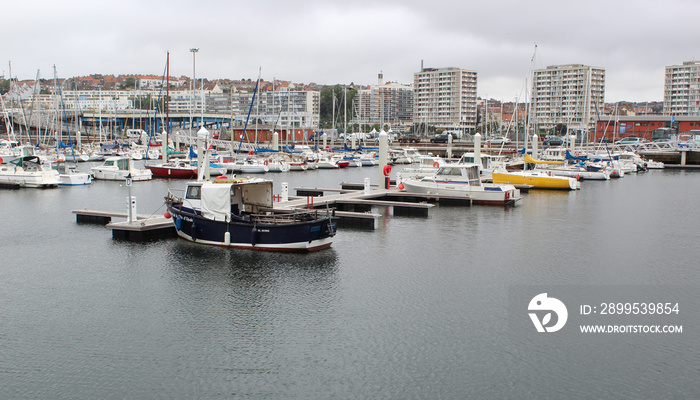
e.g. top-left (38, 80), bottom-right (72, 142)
top-left (594, 116), bottom-right (700, 141)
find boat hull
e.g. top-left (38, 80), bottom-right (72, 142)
top-left (166, 205), bottom-right (337, 252)
top-left (492, 171), bottom-right (579, 190)
top-left (91, 168), bottom-right (153, 181)
top-left (58, 173), bottom-right (92, 186)
top-left (402, 180), bottom-right (521, 206)
top-left (535, 167), bottom-right (609, 180)
top-left (0, 167), bottom-right (61, 188)
top-left (145, 165), bottom-right (197, 179)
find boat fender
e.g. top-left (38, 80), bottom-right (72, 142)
top-left (175, 217), bottom-right (182, 230)
top-left (433, 161), bottom-right (439, 168)
top-left (383, 165), bottom-right (392, 176)
top-left (164, 210), bottom-right (171, 219)
top-left (398, 183), bottom-right (405, 190)
top-left (576, 174), bottom-right (581, 181)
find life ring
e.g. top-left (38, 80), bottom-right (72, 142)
top-left (433, 161), bottom-right (439, 168)
top-left (263, 159), bottom-right (268, 165)
top-left (383, 164), bottom-right (392, 176)
top-left (505, 191), bottom-right (510, 199)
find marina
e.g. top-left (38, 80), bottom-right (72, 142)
top-left (2, 159), bottom-right (700, 398)
top-left (5, 2), bottom-right (700, 396)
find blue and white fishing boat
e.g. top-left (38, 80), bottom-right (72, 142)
top-left (165, 178), bottom-right (337, 252)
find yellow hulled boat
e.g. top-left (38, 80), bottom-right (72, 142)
top-left (491, 168), bottom-right (580, 190)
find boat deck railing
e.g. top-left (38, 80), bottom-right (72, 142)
top-left (253, 208), bottom-right (334, 224)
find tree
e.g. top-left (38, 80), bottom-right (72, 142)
top-left (123, 76), bottom-right (136, 89)
top-left (553, 123), bottom-right (567, 136)
top-left (319, 85), bottom-right (356, 129)
top-left (0, 79), bottom-right (10, 95)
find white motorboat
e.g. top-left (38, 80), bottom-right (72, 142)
top-left (359, 152), bottom-right (378, 166)
top-left (0, 156), bottom-right (61, 188)
top-left (401, 164), bottom-right (521, 206)
top-left (91, 156), bottom-right (153, 181)
top-left (524, 155), bottom-right (610, 180)
top-left (316, 155), bottom-right (339, 169)
top-left (232, 158), bottom-right (269, 174)
top-left (54, 162), bottom-right (92, 185)
top-left (264, 155), bottom-right (291, 172)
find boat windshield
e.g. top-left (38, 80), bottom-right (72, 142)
top-left (438, 167), bottom-right (463, 176)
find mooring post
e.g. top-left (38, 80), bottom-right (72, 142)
top-left (281, 182), bottom-right (289, 202)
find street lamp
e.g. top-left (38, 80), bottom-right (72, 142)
top-left (190, 48), bottom-right (199, 133)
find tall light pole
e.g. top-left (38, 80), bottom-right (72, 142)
top-left (190, 48), bottom-right (199, 133)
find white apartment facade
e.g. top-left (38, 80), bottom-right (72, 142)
top-left (530, 64), bottom-right (605, 132)
top-left (413, 67), bottom-right (477, 131)
top-left (353, 73), bottom-right (413, 128)
top-left (663, 61), bottom-right (700, 116)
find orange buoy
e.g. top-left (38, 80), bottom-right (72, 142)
top-left (398, 183), bottom-right (405, 190)
top-left (163, 210), bottom-right (171, 219)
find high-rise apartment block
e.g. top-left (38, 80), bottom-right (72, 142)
top-left (663, 61), bottom-right (700, 116)
top-left (530, 64), bottom-right (605, 132)
top-left (413, 66), bottom-right (477, 131)
top-left (353, 73), bottom-right (414, 128)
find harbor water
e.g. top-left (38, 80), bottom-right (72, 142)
top-left (1, 165), bottom-right (699, 399)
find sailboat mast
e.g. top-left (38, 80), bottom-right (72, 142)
top-left (165, 51), bottom-right (170, 164)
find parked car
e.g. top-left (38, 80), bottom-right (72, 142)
top-left (397, 134), bottom-right (421, 143)
top-left (544, 135), bottom-right (564, 146)
top-left (486, 136), bottom-right (512, 145)
top-left (615, 136), bottom-right (647, 145)
top-left (430, 133), bottom-right (456, 143)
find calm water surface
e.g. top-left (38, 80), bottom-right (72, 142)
top-left (1, 165), bottom-right (699, 399)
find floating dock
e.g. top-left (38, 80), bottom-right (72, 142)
top-left (73, 209), bottom-right (177, 240)
top-left (0, 182), bottom-right (21, 190)
top-left (72, 185), bottom-right (472, 239)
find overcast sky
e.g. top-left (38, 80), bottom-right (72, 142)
top-left (4, 0), bottom-right (699, 102)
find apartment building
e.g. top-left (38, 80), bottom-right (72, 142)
top-left (530, 64), bottom-right (605, 132)
top-left (353, 73), bottom-right (413, 128)
top-left (211, 90), bottom-right (320, 129)
top-left (663, 61), bottom-right (700, 116)
top-left (413, 66), bottom-right (477, 131)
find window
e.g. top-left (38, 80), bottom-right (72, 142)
top-left (186, 185), bottom-right (201, 200)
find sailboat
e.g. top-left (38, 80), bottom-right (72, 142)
top-left (144, 52), bottom-right (199, 179)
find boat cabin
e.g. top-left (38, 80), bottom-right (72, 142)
top-left (100, 156), bottom-right (136, 171)
top-left (458, 153), bottom-right (494, 171)
top-left (434, 165), bottom-right (482, 186)
top-left (184, 179), bottom-right (273, 222)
